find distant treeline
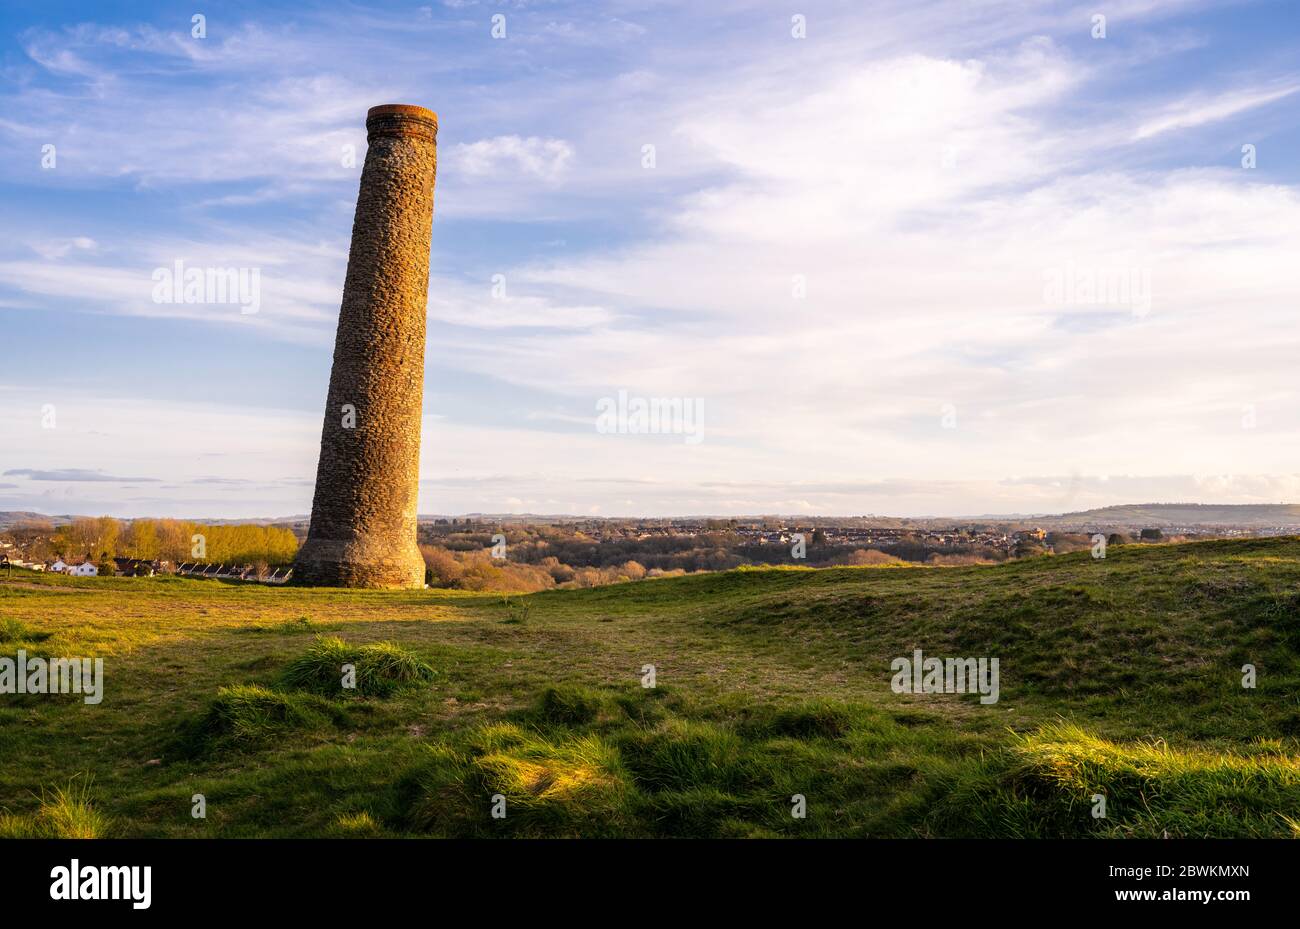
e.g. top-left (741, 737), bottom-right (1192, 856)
top-left (12, 516), bottom-right (299, 566)
top-left (413, 523), bottom-right (1176, 592)
top-left (416, 525), bottom-right (1009, 592)
top-left (427, 526), bottom-right (1008, 567)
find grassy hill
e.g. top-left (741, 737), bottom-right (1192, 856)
top-left (2, 537), bottom-right (1299, 838)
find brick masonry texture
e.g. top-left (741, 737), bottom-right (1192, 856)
top-left (292, 105), bottom-right (438, 588)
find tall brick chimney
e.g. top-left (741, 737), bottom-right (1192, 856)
top-left (293, 104), bottom-right (438, 588)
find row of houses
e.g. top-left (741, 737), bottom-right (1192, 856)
top-left (1, 556), bottom-right (290, 584)
top-left (173, 563), bottom-right (293, 584)
top-left (23, 556), bottom-right (162, 577)
top-left (2, 558), bottom-right (100, 575)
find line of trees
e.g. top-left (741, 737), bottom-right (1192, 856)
top-left (47, 517), bottom-right (299, 566)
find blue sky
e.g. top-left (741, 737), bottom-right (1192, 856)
top-left (1, 0), bottom-right (1298, 519)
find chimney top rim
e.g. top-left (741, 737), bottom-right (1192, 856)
top-left (367, 104), bottom-right (438, 123)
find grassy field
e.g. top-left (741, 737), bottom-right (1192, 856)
top-left (2, 536), bottom-right (1299, 838)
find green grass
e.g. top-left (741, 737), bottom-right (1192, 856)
top-left (1, 538), bottom-right (1299, 837)
top-left (0, 779), bottom-right (108, 838)
top-left (279, 636), bottom-right (437, 697)
top-left (927, 723), bottom-right (1300, 838)
top-left (0, 616), bottom-right (51, 644)
top-left (174, 684), bottom-right (352, 756)
top-left (406, 723), bottom-right (633, 837)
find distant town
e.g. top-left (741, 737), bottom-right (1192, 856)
top-left (3, 504), bottom-right (1297, 592)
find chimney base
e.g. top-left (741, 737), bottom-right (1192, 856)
top-left (291, 536), bottom-right (425, 589)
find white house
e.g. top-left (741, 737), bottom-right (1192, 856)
top-left (50, 559), bottom-right (70, 573)
top-left (67, 562), bottom-right (98, 577)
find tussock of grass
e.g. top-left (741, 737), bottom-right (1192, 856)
top-left (479, 731), bottom-right (625, 811)
top-left (531, 685), bottom-right (604, 726)
top-left (616, 719), bottom-right (755, 794)
top-left (407, 723), bottom-right (631, 837)
top-left (176, 684), bottom-right (348, 755)
top-left (928, 722), bottom-right (1300, 838)
top-left (613, 687), bottom-right (669, 725)
top-left (279, 636), bottom-right (436, 697)
top-left (0, 779), bottom-right (108, 839)
top-left (328, 811), bottom-right (383, 837)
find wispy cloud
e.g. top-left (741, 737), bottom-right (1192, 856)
top-left (1132, 82), bottom-right (1300, 140)
top-left (449, 135), bottom-right (574, 181)
top-left (5, 468), bottom-right (159, 482)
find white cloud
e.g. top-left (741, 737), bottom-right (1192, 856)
top-left (29, 236), bottom-right (96, 259)
top-left (448, 135), bottom-right (574, 182)
top-left (0, 230), bottom-right (350, 341)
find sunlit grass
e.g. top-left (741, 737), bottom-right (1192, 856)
top-left (927, 722), bottom-right (1300, 837)
top-left (0, 779), bottom-right (109, 839)
top-left (279, 636), bottom-right (436, 697)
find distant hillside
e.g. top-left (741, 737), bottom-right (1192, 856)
top-left (0, 511), bottom-right (75, 530)
top-left (0, 512), bottom-right (307, 530)
top-left (1049, 503), bottom-right (1300, 529)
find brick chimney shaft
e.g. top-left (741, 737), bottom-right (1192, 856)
top-left (293, 104), bottom-right (438, 588)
